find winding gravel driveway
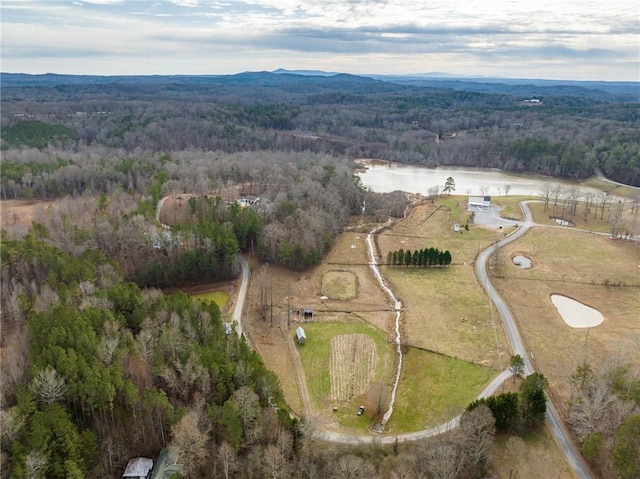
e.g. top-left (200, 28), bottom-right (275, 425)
top-left (159, 195), bottom-right (593, 476)
top-left (475, 201), bottom-right (593, 479)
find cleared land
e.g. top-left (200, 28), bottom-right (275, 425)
top-left (377, 201), bottom-right (510, 368)
top-left (297, 322), bottom-right (394, 431)
top-left (387, 347), bottom-right (495, 433)
top-left (322, 270), bottom-right (357, 300)
top-left (492, 226), bottom-right (640, 403)
top-left (329, 334), bottom-right (377, 401)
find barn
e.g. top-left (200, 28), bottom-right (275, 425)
top-left (296, 327), bottom-right (307, 344)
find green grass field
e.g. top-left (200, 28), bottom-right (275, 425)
top-left (297, 321), bottom-right (395, 430)
top-left (386, 347), bottom-right (497, 432)
top-left (191, 290), bottom-right (230, 310)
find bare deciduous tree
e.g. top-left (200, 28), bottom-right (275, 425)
top-left (29, 367), bottom-right (67, 405)
top-left (170, 404), bottom-right (211, 477)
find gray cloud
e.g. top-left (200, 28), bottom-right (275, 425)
top-left (1, 0), bottom-right (638, 80)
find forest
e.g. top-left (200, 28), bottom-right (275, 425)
top-left (1, 72), bottom-right (639, 478)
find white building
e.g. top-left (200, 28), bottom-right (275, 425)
top-left (467, 196), bottom-right (491, 211)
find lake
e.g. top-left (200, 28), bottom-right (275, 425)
top-left (356, 162), bottom-right (603, 197)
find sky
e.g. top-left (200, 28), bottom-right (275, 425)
top-left (1, 0), bottom-right (639, 81)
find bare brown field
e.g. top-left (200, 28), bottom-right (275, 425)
top-left (322, 270), bottom-right (357, 300)
top-left (493, 226), bottom-right (640, 404)
top-left (1, 199), bottom-right (57, 233)
top-left (329, 334), bottom-right (377, 401)
top-left (376, 203), bottom-right (510, 368)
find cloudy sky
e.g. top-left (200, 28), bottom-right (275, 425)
top-left (1, 0), bottom-right (638, 81)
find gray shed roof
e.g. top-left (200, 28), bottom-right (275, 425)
top-left (123, 457), bottom-right (153, 478)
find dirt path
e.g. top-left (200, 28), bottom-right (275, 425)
top-left (284, 327), bottom-right (313, 418)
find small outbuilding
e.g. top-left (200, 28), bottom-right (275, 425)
top-left (302, 308), bottom-right (314, 320)
top-left (468, 196), bottom-right (491, 211)
top-left (296, 326), bottom-right (307, 344)
top-left (123, 457), bottom-right (153, 479)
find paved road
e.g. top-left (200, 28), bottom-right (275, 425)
top-left (233, 254), bottom-right (250, 338)
top-left (475, 201), bottom-right (593, 479)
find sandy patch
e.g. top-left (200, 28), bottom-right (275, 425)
top-left (550, 294), bottom-right (604, 328)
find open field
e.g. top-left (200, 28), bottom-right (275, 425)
top-left (191, 290), bottom-right (230, 310)
top-left (387, 347), bottom-right (497, 432)
top-left (297, 322), bottom-right (394, 431)
top-left (377, 202), bottom-right (510, 368)
top-left (1, 199), bottom-right (58, 235)
top-left (580, 176), bottom-right (640, 200)
top-left (527, 200), bottom-right (639, 237)
top-left (492, 226), bottom-right (640, 403)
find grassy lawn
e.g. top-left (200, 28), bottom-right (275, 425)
top-left (297, 321), bottom-right (395, 431)
top-left (191, 290), bottom-right (230, 310)
top-left (386, 347), bottom-right (497, 433)
top-left (580, 176), bottom-right (640, 199)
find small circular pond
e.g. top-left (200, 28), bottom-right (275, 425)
top-left (550, 294), bottom-right (604, 328)
top-left (512, 255), bottom-right (532, 269)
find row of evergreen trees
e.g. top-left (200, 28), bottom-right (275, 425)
top-left (386, 247), bottom-right (452, 268)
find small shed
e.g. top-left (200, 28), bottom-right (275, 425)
top-left (123, 457), bottom-right (153, 479)
top-left (223, 323), bottom-right (232, 335)
top-left (302, 308), bottom-right (314, 320)
top-left (296, 327), bottom-right (307, 344)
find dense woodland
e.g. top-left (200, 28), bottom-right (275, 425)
top-left (1, 73), bottom-right (639, 478)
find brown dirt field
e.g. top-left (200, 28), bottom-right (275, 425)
top-left (493, 226), bottom-right (640, 406)
top-left (329, 334), bottom-right (377, 401)
top-left (1, 199), bottom-right (58, 232)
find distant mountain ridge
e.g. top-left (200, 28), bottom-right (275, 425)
top-left (1, 70), bottom-right (638, 101)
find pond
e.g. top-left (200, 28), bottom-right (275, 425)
top-left (550, 294), bottom-right (604, 328)
top-left (357, 162), bottom-right (603, 197)
top-left (512, 255), bottom-right (532, 269)
top-left (552, 218), bottom-right (575, 227)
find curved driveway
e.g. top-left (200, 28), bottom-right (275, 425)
top-left (475, 202), bottom-right (593, 479)
top-left (160, 195), bottom-right (592, 476)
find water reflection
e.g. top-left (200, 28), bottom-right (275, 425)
top-left (357, 163), bottom-right (602, 198)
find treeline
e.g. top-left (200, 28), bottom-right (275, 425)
top-left (0, 229), bottom-right (294, 478)
top-left (568, 360), bottom-right (640, 478)
top-left (1, 150), bottom-right (407, 276)
top-left (2, 74), bottom-right (639, 185)
top-left (387, 247), bottom-right (452, 268)
top-left (468, 372), bottom-right (548, 432)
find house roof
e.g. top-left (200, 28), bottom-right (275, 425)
top-left (123, 457), bottom-right (153, 477)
